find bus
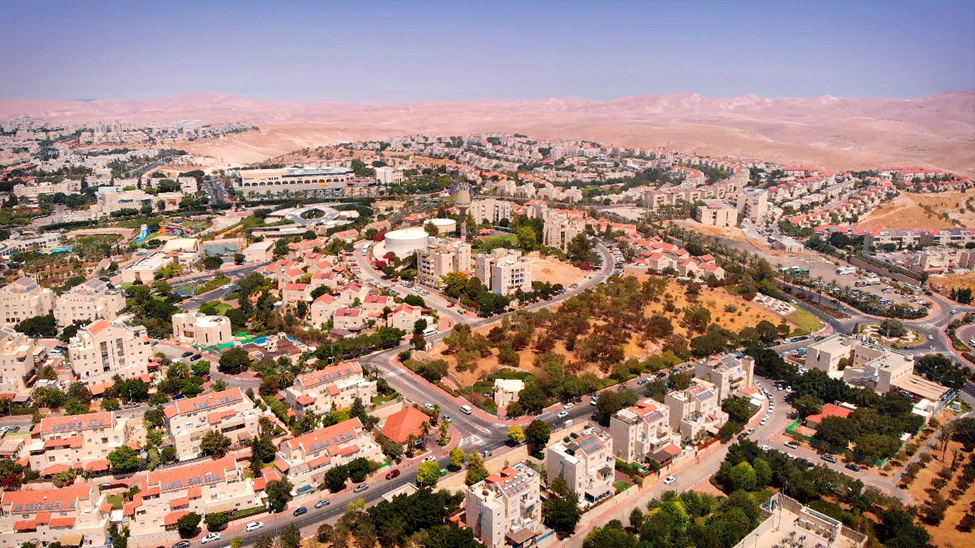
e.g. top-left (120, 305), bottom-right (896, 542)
top-left (836, 266), bottom-right (857, 275)
top-left (361, 243), bottom-right (372, 256)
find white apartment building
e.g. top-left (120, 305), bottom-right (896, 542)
top-left (171, 312), bottom-right (232, 346)
top-left (282, 361), bottom-right (377, 417)
top-left (0, 277), bottom-right (55, 326)
top-left (475, 248), bottom-right (533, 296)
top-left (545, 432), bottom-right (615, 506)
top-left (469, 199), bottom-right (514, 226)
top-left (417, 238), bottom-right (472, 286)
top-left (374, 166), bottom-right (403, 184)
top-left (89, 188), bottom-right (182, 218)
top-left (29, 412), bottom-right (130, 474)
top-left (665, 380), bottom-right (728, 440)
top-left (67, 318), bottom-right (150, 386)
top-left (0, 326), bottom-right (46, 393)
top-left (694, 199), bottom-right (738, 228)
top-left (609, 400), bottom-right (682, 464)
top-left (13, 179), bottom-right (82, 199)
top-left (235, 166), bottom-right (353, 196)
top-left (120, 251), bottom-right (175, 284)
top-left (466, 463), bottom-right (542, 548)
top-left (0, 483), bottom-right (110, 546)
top-left (162, 387), bottom-right (260, 461)
top-left (736, 188), bottom-right (769, 222)
top-left (126, 455), bottom-right (263, 535)
top-left (692, 353), bottom-right (755, 402)
top-left (54, 279), bottom-right (126, 327)
top-left (275, 418), bottom-right (383, 493)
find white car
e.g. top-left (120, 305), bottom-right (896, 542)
top-left (761, 445), bottom-right (772, 451)
top-left (760, 418), bottom-right (769, 426)
top-left (424, 403), bottom-right (435, 410)
top-left (557, 411), bottom-right (569, 419)
top-left (564, 402), bottom-right (574, 410)
top-left (423, 455), bottom-right (437, 462)
top-left (201, 533), bottom-right (221, 544)
top-left (245, 522), bottom-right (264, 532)
top-left (663, 475), bottom-right (677, 485)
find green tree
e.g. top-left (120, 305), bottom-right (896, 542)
top-left (544, 477), bottom-right (581, 538)
top-left (265, 479), bottom-right (294, 512)
top-left (417, 461), bottom-right (441, 486)
top-left (199, 430), bottom-right (232, 457)
top-left (517, 383), bottom-right (548, 414)
top-left (279, 524), bottom-right (302, 548)
top-left (450, 447), bottom-right (465, 468)
top-left (325, 465), bottom-right (349, 492)
top-left (254, 534), bottom-right (273, 548)
top-left (753, 458), bottom-right (772, 487)
top-left (793, 394), bottom-right (822, 418)
top-left (14, 315), bottom-right (58, 338)
top-left (525, 420), bottom-right (551, 455)
top-left (205, 512), bottom-right (230, 532)
top-left (218, 347), bottom-right (251, 374)
top-left (728, 462), bottom-right (757, 492)
top-left (106, 446), bottom-right (142, 473)
top-left (177, 512), bottom-right (202, 538)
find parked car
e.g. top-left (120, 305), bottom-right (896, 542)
top-left (354, 483), bottom-right (369, 493)
top-left (245, 522), bottom-right (264, 532)
top-left (315, 499), bottom-right (331, 509)
top-left (424, 403), bottom-right (435, 410)
top-left (663, 475), bottom-right (677, 485)
top-left (385, 469), bottom-right (401, 480)
top-left (423, 455), bottom-right (437, 463)
top-left (293, 506), bottom-right (308, 516)
top-left (442, 415), bottom-right (451, 422)
top-left (784, 441), bottom-right (799, 449)
top-left (173, 542), bottom-right (191, 548)
top-left (564, 402), bottom-right (574, 409)
top-left (181, 351), bottom-right (193, 358)
top-left (201, 533), bottom-right (221, 544)
top-left (845, 463), bottom-right (861, 472)
top-left (557, 411), bottom-right (569, 419)
top-left (821, 454), bottom-right (838, 463)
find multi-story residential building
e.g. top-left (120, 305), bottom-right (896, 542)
top-left (692, 353), bottom-right (754, 402)
top-left (417, 238), bottom-right (472, 286)
top-left (310, 294), bottom-right (340, 327)
top-left (171, 312), bottom-right (232, 346)
top-left (275, 418), bottom-right (383, 493)
top-left (29, 412), bottom-right (130, 474)
top-left (127, 455), bottom-right (263, 535)
top-left (374, 166), bottom-right (403, 184)
top-left (545, 432), bottom-right (615, 506)
top-left (54, 279), bottom-right (126, 327)
top-left (609, 400), bottom-right (682, 465)
top-left (542, 213), bottom-right (583, 252)
top-left (234, 166), bottom-right (353, 196)
top-left (0, 277), bottom-right (55, 326)
top-left (162, 388), bottom-right (260, 461)
top-left (13, 179), bottom-right (82, 199)
top-left (0, 326), bottom-right (46, 393)
top-left (475, 248), bottom-right (532, 296)
top-left (282, 361), bottom-right (377, 417)
top-left (804, 334), bottom-right (856, 377)
top-left (469, 198), bottom-right (514, 226)
top-left (694, 199), bottom-right (738, 228)
top-left (333, 308), bottom-right (365, 331)
top-left (67, 318), bottom-right (150, 386)
top-left (665, 380), bottom-right (728, 440)
top-left (0, 483), bottom-right (110, 546)
top-left (387, 303), bottom-right (421, 331)
top-left (466, 462), bottom-right (542, 548)
top-left (736, 188), bottom-right (769, 222)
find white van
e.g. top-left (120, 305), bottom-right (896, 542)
top-left (460, 405), bottom-right (473, 415)
top-left (422, 327), bottom-right (438, 336)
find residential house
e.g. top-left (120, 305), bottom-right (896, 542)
top-left (274, 418), bottom-right (382, 493)
top-left (171, 313), bottom-right (232, 347)
top-left (282, 361), bottom-right (377, 417)
top-left (609, 400), bottom-right (682, 465)
top-left (67, 318), bottom-right (150, 386)
top-left (0, 483), bottom-right (109, 546)
top-left (54, 279), bottom-right (126, 327)
top-left (0, 327), bottom-right (46, 394)
top-left (665, 380), bottom-right (728, 440)
top-left (0, 277), bottom-right (55, 326)
top-left (29, 412), bottom-right (129, 475)
top-left (162, 388), bottom-right (260, 461)
top-left (692, 354), bottom-right (754, 402)
top-left (466, 463), bottom-right (542, 548)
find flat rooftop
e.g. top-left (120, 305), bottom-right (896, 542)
top-left (892, 374), bottom-right (951, 401)
top-left (753, 495), bottom-right (866, 548)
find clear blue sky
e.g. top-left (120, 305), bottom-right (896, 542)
top-left (1, 0), bottom-right (972, 102)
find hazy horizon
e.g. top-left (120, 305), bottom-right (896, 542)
top-left (2, 0), bottom-right (973, 103)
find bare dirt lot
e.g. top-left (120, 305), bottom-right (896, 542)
top-left (929, 271), bottom-right (975, 294)
top-left (527, 252), bottom-right (587, 286)
top-left (860, 191), bottom-right (975, 229)
top-left (903, 435), bottom-right (975, 548)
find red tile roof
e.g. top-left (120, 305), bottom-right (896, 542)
top-left (39, 412), bottom-right (114, 434)
top-left (381, 407), bottom-right (429, 444)
top-left (164, 387), bottom-right (246, 417)
top-left (806, 403), bottom-right (853, 424)
top-left (164, 510), bottom-right (190, 526)
top-left (49, 517), bottom-right (75, 528)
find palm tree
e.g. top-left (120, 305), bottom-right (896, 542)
top-left (168, 362), bottom-right (189, 379)
top-left (406, 434), bottom-right (419, 457)
top-left (940, 423), bottom-right (955, 462)
top-left (438, 422), bottom-right (450, 447)
top-left (420, 421), bottom-right (432, 441)
top-left (431, 404), bottom-right (441, 424)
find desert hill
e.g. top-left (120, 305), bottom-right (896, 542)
top-left (2, 90), bottom-right (972, 175)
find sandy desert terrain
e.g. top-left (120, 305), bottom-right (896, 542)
top-left (860, 190), bottom-right (975, 229)
top-left (2, 90), bottom-right (973, 176)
